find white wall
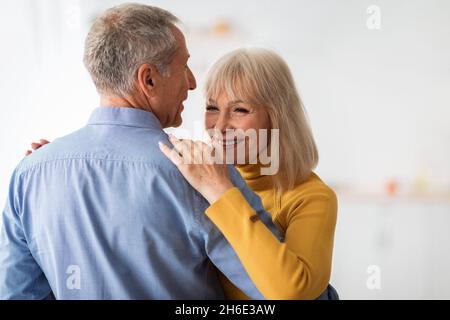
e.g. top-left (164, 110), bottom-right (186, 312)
top-left (0, 0), bottom-right (449, 299)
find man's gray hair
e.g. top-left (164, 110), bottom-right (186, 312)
top-left (83, 3), bottom-right (179, 97)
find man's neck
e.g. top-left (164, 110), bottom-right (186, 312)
top-left (99, 94), bottom-right (167, 128)
top-left (100, 95), bottom-right (136, 109)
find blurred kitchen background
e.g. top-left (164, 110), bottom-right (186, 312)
top-left (0, 0), bottom-right (449, 299)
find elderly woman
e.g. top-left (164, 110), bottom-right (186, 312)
top-left (159, 48), bottom-right (338, 300)
top-left (28, 48), bottom-right (338, 300)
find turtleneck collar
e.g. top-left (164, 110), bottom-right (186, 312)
top-left (236, 163), bottom-right (275, 192)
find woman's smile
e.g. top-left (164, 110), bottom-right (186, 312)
top-left (212, 137), bottom-right (246, 149)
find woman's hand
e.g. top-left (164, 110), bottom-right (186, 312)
top-left (25, 139), bottom-right (50, 156)
top-left (159, 134), bottom-right (234, 204)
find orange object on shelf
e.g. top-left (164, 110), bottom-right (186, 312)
top-left (212, 20), bottom-right (232, 36)
top-left (385, 179), bottom-right (398, 196)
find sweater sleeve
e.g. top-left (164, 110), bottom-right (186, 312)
top-left (205, 186), bottom-right (337, 300)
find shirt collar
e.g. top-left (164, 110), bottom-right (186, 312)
top-left (87, 106), bottom-right (162, 130)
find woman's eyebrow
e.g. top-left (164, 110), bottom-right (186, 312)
top-left (206, 99), bottom-right (245, 107)
top-left (227, 100), bottom-right (244, 106)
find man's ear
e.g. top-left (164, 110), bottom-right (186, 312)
top-left (137, 64), bottom-right (157, 98)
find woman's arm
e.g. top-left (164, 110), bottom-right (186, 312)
top-left (205, 186), bottom-right (337, 300)
top-left (159, 135), bottom-right (337, 299)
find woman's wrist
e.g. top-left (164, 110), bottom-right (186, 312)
top-left (203, 179), bottom-right (234, 204)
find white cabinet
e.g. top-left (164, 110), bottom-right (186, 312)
top-left (331, 194), bottom-right (450, 299)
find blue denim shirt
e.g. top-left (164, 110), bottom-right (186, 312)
top-left (0, 107), bottom-right (283, 299)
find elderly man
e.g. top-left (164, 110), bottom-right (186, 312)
top-left (0, 3), bottom-right (280, 299)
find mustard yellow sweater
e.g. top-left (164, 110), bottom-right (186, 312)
top-left (205, 164), bottom-right (338, 300)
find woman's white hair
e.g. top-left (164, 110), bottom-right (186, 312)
top-left (83, 3), bottom-right (179, 97)
top-left (204, 48), bottom-right (319, 192)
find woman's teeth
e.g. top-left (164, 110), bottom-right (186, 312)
top-left (216, 139), bottom-right (245, 147)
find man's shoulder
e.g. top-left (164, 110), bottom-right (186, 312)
top-left (15, 125), bottom-right (176, 176)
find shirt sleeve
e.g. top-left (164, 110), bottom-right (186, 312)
top-left (0, 170), bottom-right (52, 300)
top-left (205, 175), bottom-right (337, 299)
top-left (189, 190), bottom-right (262, 299)
top-left (201, 215), bottom-right (265, 300)
top-left (195, 165), bottom-right (283, 300)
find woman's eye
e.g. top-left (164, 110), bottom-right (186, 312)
top-left (234, 107), bottom-right (249, 114)
top-left (206, 105), bottom-right (219, 112)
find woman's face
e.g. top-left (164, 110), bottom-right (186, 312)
top-left (204, 92), bottom-right (271, 164)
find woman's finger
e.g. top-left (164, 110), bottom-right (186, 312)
top-left (193, 141), bottom-right (212, 164)
top-left (40, 139), bottom-right (50, 144)
top-left (169, 135), bottom-right (194, 164)
top-left (191, 141), bottom-right (204, 164)
top-left (31, 142), bottom-right (42, 150)
top-left (158, 142), bottom-right (183, 166)
top-left (25, 150), bottom-right (32, 156)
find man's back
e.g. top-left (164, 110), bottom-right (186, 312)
top-left (0, 107), bottom-right (266, 299)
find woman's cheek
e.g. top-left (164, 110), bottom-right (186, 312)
top-left (204, 114), bottom-right (215, 129)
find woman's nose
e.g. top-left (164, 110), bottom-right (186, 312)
top-left (214, 113), bottom-right (233, 133)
